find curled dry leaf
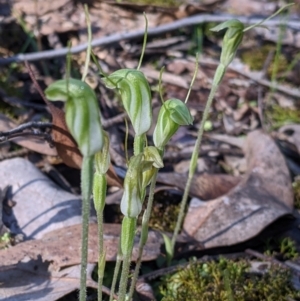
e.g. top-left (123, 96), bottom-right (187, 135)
top-left (183, 130), bottom-right (294, 248)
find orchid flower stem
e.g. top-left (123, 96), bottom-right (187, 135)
top-left (79, 155), bottom-right (94, 301)
top-left (171, 82), bottom-right (219, 251)
top-left (93, 173), bottom-right (107, 301)
top-left (118, 252), bottom-right (132, 301)
top-left (118, 217), bottom-right (137, 301)
top-left (134, 134), bottom-right (145, 156)
top-left (128, 167), bottom-right (159, 300)
top-left (96, 215), bottom-right (105, 301)
top-left (109, 244), bottom-right (122, 301)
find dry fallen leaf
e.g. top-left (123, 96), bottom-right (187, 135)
top-left (0, 223), bottom-right (161, 271)
top-left (183, 130), bottom-right (294, 248)
top-left (0, 157), bottom-right (82, 239)
top-left (156, 172), bottom-right (241, 200)
top-left (0, 258), bottom-right (97, 301)
top-left (45, 100), bottom-right (83, 169)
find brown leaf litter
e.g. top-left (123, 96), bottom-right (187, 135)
top-left (183, 130), bottom-right (294, 248)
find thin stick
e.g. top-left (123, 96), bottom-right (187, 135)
top-left (3, 14), bottom-right (299, 65)
top-left (25, 61), bottom-right (49, 105)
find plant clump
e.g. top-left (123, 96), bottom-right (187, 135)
top-left (159, 257), bottom-right (300, 301)
top-left (241, 44), bottom-right (287, 78)
top-left (293, 177), bottom-right (300, 210)
top-left (148, 200), bottom-right (181, 233)
top-left (265, 104), bottom-right (300, 129)
top-left (264, 237), bottom-right (299, 261)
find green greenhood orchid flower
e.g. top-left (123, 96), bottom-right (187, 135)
top-left (153, 98), bottom-right (193, 149)
top-left (45, 78), bottom-right (104, 157)
top-left (102, 69), bottom-right (152, 136)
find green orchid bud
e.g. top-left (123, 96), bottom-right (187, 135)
top-left (121, 216), bottom-right (136, 255)
top-left (144, 146), bottom-right (163, 168)
top-left (121, 154), bottom-right (143, 218)
top-left (153, 99), bottom-right (193, 149)
top-left (102, 69), bottom-right (152, 136)
top-left (94, 131), bottom-right (110, 175)
top-left (142, 146), bottom-right (164, 188)
top-left (93, 173), bottom-right (106, 213)
top-left (210, 20), bottom-right (244, 68)
top-left (45, 78), bottom-right (104, 157)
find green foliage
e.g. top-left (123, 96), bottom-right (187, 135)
top-left (148, 201), bottom-right (181, 233)
top-left (293, 177), bottom-right (300, 209)
top-left (241, 44), bottom-right (288, 77)
top-left (0, 101), bottom-right (16, 120)
top-left (160, 258), bottom-right (300, 301)
top-left (264, 237), bottom-right (299, 260)
top-left (0, 232), bottom-right (11, 249)
top-left (265, 104), bottom-right (300, 129)
top-left (0, 63), bottom-right (22, 99)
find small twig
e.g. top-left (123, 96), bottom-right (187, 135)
top-left (196, 57), bottom-right (300, 99)
top-left (0, 121), bottom-right (52, 143)
top-left (0, 121), bottom-right (51, 137)
top-left (0, 14), bottom-right (299, 65)
top-left (0, 149), bottom-right (30, 161)
top-left (245, 248), bottom-right (300, 277)
top-left (257, 86), bottom-right (265, 130)
top-left (163, 146), bottom-right (244, 161)
top-left (102, 112), bottom-right (127, 128)
top-left (0, 131), bottom-right (52, 144)
top-left (25, 61), bottom-right (50, 106)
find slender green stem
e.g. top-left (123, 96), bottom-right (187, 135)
top-left (128, 168), bottom-right (159, 300)
top-left (133, 134), bottom-right (145, 156)
top-left (82, 4), bottom-right (92, 82)
top-left (171, 83), bottom-right (219, 251)
top-left (118, 217), bottom-right (137, 301)
top-left (118, 252), bottom-right (132, 301)
top-left (93, 173), bottom-right (107, 301)
top-left (79, 155), bottom-right (94, 301)
top-left (97, 214), bottom-right (105, 301)
top-left (109, 244), bottom-right (122, 301)
top-left (270, 14), bottom-right (287, 97)
top-left (137, 13), bottom-right (148, 71)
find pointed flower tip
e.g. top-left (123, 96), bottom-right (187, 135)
top-left (210, 19), bottom-right (244, 32)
